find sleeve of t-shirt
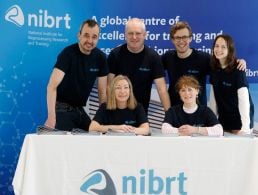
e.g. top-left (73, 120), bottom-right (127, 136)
top-left (97, 51), bottom-right (109, 77)
top-left (209, 72), bottom-right (213, 84)
top-left (107, 50), bottom-right (118, 75)
top-left (235, 70), bottom-right (249, 89)
top-left (135, 104), bottom-right (149, 125)
top-left (92, 103), bottom-right (107, 124)
top-left (205, 54), bottom-right (211, 75)
top-left (151, 52), bottom-right (165, 79)
top-left (203, 106), bottom-right (220, 126)
top-left (54, 47), bottom-right (72, 73)
top-left (161, 53), bottom-right (167, 70)
top-left (161, 50), bottom-right (174, 70)
top-left (163, 107), bottom-right (176, 125)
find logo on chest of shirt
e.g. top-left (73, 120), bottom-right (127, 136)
top-left (89, 68), bottom-right (99, 72)
top-left (125, 120), bottom-right (136, 125)
top-left (139, 67), bottom-right (150, 72)
top-left (187, 69), bottom-right (199, 74)
top-left (222, 81), bottom-right (232, 87)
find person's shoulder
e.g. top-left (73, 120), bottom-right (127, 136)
top-left (232, 65), bottom-right (242, 73)
top-left (91, 47), bottom-right (106, 56)
top-left (61, 43), bottom-right (78, 53)
top-left (232, 67), bottom-right (247, 77)
top-left (144, 45), bottom-right (154, 52)
top-left (110, 44), bottom-right (125, 54)
top-left (198, 105), bottom-right (212, 113)
top-left (192, 49), bottom-right (210, 58)
top-left (168, 104), bottom-right (182, 112)
top-left (143, 46), bottom-right (162, 61)
top-left (223, 65), bottom-right (241, 75)
top-left (163, 49), bottom-right (177, 55)
top-left (57, 43), bottom-right (79, 59)
top-left (135, 103), bottom-right (144, 110)
top-left (144, 45), bottom-right (159, 55)
top-left (99, 103), bottom-right (107, 110)
top-left (162, 49), bottom-right (177, 58)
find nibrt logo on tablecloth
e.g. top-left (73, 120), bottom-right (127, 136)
top-left (80, 169), bottom-right (116, 195)
top-left (81, 169), bottom-right (187, 195)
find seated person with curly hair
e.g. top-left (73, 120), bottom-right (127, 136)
top-left (162, 75), bottom-right (223, 136)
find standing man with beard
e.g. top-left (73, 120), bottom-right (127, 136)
top-left (44, 19), bottom-right (108, 131)
top-left (108, 18), bottom-right (170, 114)
top-left (162, 21), bottom-right (246, 106)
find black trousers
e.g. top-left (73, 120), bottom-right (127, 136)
top-left (55, 102), bottom-right (91, 131)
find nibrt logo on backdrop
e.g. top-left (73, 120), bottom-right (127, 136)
top-left (81, 169), bottom-right (188, 195)
top-left (5, 5), bottom-right (24, 27)
top-left (5, 4), bottom-right (71, 47)
top-left (5, 4), bottom-right (71, 29)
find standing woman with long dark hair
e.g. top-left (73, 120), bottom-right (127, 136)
top-left (209, 34), bottom-right (254, 134)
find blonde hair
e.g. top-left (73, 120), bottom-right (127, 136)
top-left (107, 75), bottom-right (137, 110)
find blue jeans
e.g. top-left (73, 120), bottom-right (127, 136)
top-left (55, 102), bottom-right (91, 131)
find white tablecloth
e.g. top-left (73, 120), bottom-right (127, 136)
top-left (12, 134), bottom-right (258, 195)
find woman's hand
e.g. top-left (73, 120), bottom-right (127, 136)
top-left (236, 59), bottom-right (246, 71)
top-left (178, 125), bottom-right (197, 136)
top-left (116, 125), bottom-right (135, 132)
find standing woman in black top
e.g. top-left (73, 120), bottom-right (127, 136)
top-left (209, 34), bottom-right (254, 134)
top-left (89, 75), bottom-right (149, 135)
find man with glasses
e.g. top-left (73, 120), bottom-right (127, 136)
top-left (44, 19), bottom-right (108, 131)
top-left (108, 18), bottom-right (170, 114)
top-left (162, 21), bottom-right (246, 106)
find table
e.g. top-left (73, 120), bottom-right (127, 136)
top-left (12, 134), bottom-right (258, 195)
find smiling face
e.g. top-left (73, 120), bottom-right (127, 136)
top-left (172, 28), bottom-right (192, 57)
top-left (179, 85), bottom-right (199, 106)
top-left (176, 75), bottom-right (200, 107)
top-left (114, 79), bottom-right (130, 106)
top-left (213, 37), bottom-right (229, 66)
top-left (125, 18), bottom-right (146, 53)
top-left (78, 23), bottom-right (99, 55)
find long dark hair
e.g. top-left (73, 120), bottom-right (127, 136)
top-left (211, 34), bottom-right (237, 72)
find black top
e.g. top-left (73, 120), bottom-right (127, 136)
top-left (210, 67), bottom-right (254, 131)
top-left (162, 49), bottom-right (210, 106)
top-left (93, 103), bottom-right (148, 127)
top-left (163, 105), bottom-right (219, 128)
top-left (108, 44), bottom-right (165, 112)
top-left (55, 43), bottom-right (108, 106)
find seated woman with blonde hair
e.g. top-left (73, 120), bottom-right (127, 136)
top-left (89, 75), bottom-right (149, 135)
top-left (162, 75), bottom-right (223, 136)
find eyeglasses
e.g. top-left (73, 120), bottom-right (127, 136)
top-left (173, 35), bottom-right (191, 42)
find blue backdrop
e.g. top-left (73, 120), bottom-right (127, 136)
top-left (1, 0), bottom-right (258, 194)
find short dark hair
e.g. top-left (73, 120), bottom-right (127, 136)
top-left (170, 21), bottom-right (192, 39)
top-left (79, 19), bottom-right (99, 34)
